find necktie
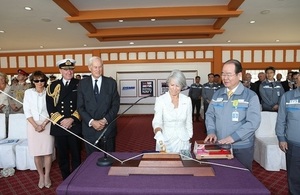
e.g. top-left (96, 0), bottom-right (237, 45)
top-left (227, 90), bottom-right (233, 98)
top-left (65, 81), bottom-right (69, 87)
top-left (94, 80), bottom-right (99, 95)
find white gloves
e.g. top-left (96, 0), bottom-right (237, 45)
top-left (154, 131), bottom-right (166, 152)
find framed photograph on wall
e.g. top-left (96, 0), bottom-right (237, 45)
top-left (157, 79), bottom-right (168, 96)
top-left (186, 78), bottom-right (194, 87)
top-left (138, 79), bottom-right (155, 97)
top-left (119, 79), bottom-right (137, 97)
top-left (181, 78), bottom-right (194, 96)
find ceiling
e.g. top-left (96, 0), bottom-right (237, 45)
top-left (0, 0), bottom-right (300, 52)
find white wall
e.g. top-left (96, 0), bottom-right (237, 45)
top-left (104, 62), bottom-right (211, 114)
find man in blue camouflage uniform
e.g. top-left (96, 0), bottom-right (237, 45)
top-left (205, 59), bottom-right (261, 171)
top-left (189, 76), bottom-right (203, 122)
top-left (276, 71), bottom-right (300, 195)
top-left (259, 66), bottom-right (285, 112)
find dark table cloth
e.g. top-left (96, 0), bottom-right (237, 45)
top-left (57, 152), bottom-right (270, 195)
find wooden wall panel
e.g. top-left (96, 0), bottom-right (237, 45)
top-left (296, 50), bottom-right (300, 62)
top-left (129, 52), bottom-right (137, 60)
top-left (119, 53), bottom-right (127, 60)
top-left (195, 51), bottom-right (204, 59)
top-left (285, 50), bottom-right (294, 62)
top-left (157, 52), bottom-right (165, 59)
top-left (0, 46), bottom-right (299, 76)
top-left (138, 52), bottom-right (146, 60)
top-left (222, 50), bottom-right (230, 62)
top-left (232, 50), bottom-right (241, 62)
top-left (0, 57), bottom-right (8, 68)
top-left (254, 50), bottom-right (262, 62)
top-left (205, 51), bottom-right (213, 59)
top-left (220, 46), bottom-right (300, 71)
top-left (243, 50), bottom-right (251, 62)
top-left (186, 51), bottom-right (194, 59)
top-left (0, 50), bottom-right (95, 74)
top-left (275, 50), bottom-right (284, 62)
top-left (18, 56), bottom-right (26, 68)
top-left (37, 55), bottom-right (44, 67)
top-left (9, 57), bottom-right (17, 68)
top-left (46, 55), bottom-right (54, 67)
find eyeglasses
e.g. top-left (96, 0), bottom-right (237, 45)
top-left (33, 79), bottom-right (46, 83)
top-left (221, 73), bottom-right (237, 78)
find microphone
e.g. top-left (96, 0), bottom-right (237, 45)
top-left (94, 94), bottom-right (153, 145)
top-left (94, 94), bottom-right (153, 166)
top-left (181, 86), bottom-right (190, 91)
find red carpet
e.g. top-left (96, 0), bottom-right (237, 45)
top-left (0, 115), bottom-right (288, 195)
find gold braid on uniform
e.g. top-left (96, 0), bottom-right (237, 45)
top-left (46, 84), bottom-right (61, 107)
top-left (50, 112), bottom-right (64, 124)
top-left (46, 84), bottom-right (63, 124)
top-left (71, 110), bottom-right (81, 121)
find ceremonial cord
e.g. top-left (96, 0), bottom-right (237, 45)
top-left (1, 89), bottom-right (249, 171)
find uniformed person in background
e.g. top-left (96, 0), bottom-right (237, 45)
top-left (46, 59), bottom-right (82, 180)
top-left (276, 71), bottom-right (300, 194)
top-left (202, 73), bottom-right (222, 125)
top-left (49, 74), bottom-right (57, 83)
top-left (259, 66), bottom-right (285, 112)
top-left (8, 69), bottom-right (30, 113)
top-left (189, 76), bottom-right (203, 122)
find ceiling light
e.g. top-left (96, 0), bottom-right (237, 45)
top-left (249, 20), bottom-right (256, 24)
top-left (119, 20), bottom-right (124, 23)
top-left (129, 42), bottom-right (134, 45)
top-left (260, 10), bottom-right (270, 14)
top-left (57, 27), bottom-right (62, 30)
top-left (40, 46), bottom-right (44, 49)
top-left (151, 19), bottom-right (156, 22)
top-left (83, 44), bottom-right (87, 47)
top-left (275, 39), bottom-right (280, 42)
top-left (178, 41), bottom-right (183, 44)
top-left (227, 40), bottom-right (231, 43)
top-left (0, 30), bottom-right (4, 33)
top-left (24, 6), bottom-right (32, 11)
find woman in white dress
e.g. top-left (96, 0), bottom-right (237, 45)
top-left (152, 69), bottom-right (193, 153)
top-left (23, 71), bottom-right (54, 189)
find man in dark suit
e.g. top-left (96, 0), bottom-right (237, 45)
top-left (254, 71), bottom-right (266, 102)
top-left (281, 71), bottom-right (294, 92)
top-left (77, 56), bottom-right (120, 156)
top-left (242, 73), bottom-right (257, 92)
top-left (46, 59), bottom-right (82, 180)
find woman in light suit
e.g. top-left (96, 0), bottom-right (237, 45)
top-left (152, 69), bottom-right (193, 153)
top-left (23, 71), bottom-right (54, 189)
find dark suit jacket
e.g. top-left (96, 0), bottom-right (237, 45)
top-left (46, 78), bottom-right (81, 136)
top-left (254, 80), bottom-right (262, 102)
top-left (242, 81), bottom-right (257, 92)
top-left (77, 76), bottom-right (120, 143)
top-left (281, 80), bottom-right (290, 92)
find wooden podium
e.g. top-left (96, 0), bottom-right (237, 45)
top-left (108, 153), bottom-right (215, 176)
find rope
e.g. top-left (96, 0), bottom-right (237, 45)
top-left (1, 89), bottom-right (249, 171)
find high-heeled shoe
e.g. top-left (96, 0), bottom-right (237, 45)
top-left (45, 181), bottom-right (52, 188)
top-left (38, 181), bottom-right (44, 189)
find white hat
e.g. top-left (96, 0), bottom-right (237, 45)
top-left (56, 59), bottom-right (76, 69)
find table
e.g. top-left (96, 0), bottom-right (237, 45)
top-left (56, 152), bottom-right (270, 195)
